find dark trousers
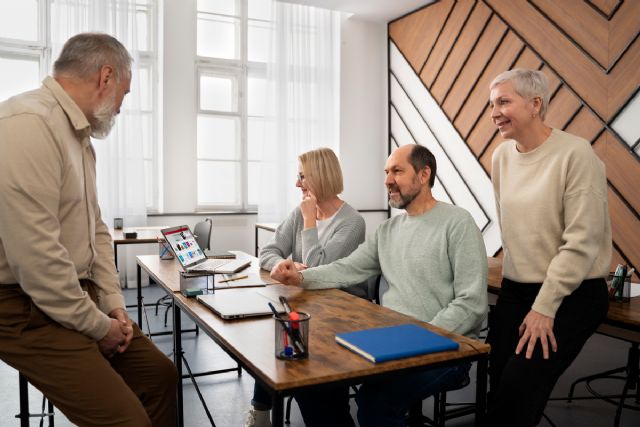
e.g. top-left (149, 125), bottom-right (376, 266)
top-left (295, 385), bottom-right (355, 427)
top-left (487, 278), bottom-right (608, 427)
top-left (0, 282), bottom-right (179, 427)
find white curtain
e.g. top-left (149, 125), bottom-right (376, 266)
top-left (51, 0), bottom-right (147, 228)
top-left (258, 2), bottom-right (341, 222)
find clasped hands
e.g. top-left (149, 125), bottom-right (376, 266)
top-left (516, 309), bottom-right (557, 359)
top-left (98, 307), bottom-right (133, 357)
top-left (271, 258), bottom-right (306, 286)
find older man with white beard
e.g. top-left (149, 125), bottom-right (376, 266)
top-left (271, 144), bottom-right (488, 427)
top-left (0, 33), bottom-right (177, 426)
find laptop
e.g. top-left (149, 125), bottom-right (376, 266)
top-left (197, 289), bottom-right (285, 319)
top-left (161, 225), bottom-right (251, 274)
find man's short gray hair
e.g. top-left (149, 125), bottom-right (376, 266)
top-left (490, 68), bottom-right (550, 120)
top-left (53, 33), bottom-right (132, 82)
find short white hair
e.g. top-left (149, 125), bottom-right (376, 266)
top-left (490, 69), bottom-right (550, 120)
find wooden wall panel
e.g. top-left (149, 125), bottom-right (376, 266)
top-left (455, 46), bottom-right (539, 139)
top-left (389, 0), bottom-right (640, 277)
top-left (564, 106), bottom-right (602, 143)
top-left (593, 131), bottom-right (640, 214)
top-left (544, 86), bottom-right (582, 130)
top-left (608, 189), bottom-right (640, 272)
top-left (588, 0), bottom-right (620, 18)
top-left (532, 0), bottom-right (608, 68)
top-left (444, 31), bottom-right (521, 121)
top-left (420, 0), bottom-right (475, 86)
top-left (609, 0), bottom-right (640, 63)
top-left (426, 2), bottom-right (492, 99)
top-left (388, 0), bottom-right (454, 73)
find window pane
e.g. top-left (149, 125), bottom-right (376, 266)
top-left (247, 117), bottom-right (264, 161)
top-left (144, 159), bottom-right (153, 208)
top-left (247, 76), bottom-right (265, 116)
top-left (0, 56), bottom-right (39, 102)
top-left (197, 115), bottom-right (239, 160)
top-left (137, 66), bottom-right (152, 110)
top-left (0, 0), bottom-right (38, 41)
top-left (200, 74), bottom-right (237, 112)
top-left (248, 0), bottom-right (272, 20)
top-left (198, 160), bottom-right (240, 205)
top-left (248, 161), bottom-right (260, 206)
top-left (136, 9), bottom-right (150, 51)
top-left (141, 113), bottom-right (153, 158)
top-left (198, 0), bottom-right (237, 16)
top-left (248, 20), bottom-right (271, 63)
top-left (197, 14), bottom-right (239, 59)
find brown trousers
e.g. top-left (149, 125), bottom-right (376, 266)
top-left (0, 282), bottom-right (178, 427)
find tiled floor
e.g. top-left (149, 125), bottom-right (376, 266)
top-left (1, 284), bottom-right (639, 426)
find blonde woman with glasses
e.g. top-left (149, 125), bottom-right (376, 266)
top-left (245, 147), bottom-right (364, 427)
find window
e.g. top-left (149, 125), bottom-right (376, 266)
top-left (0, 0), bottom-right (46, 102)
top-left (196, 0), bottom-right (272, 210)
top-left (0, 0), bottom-right (160, 212)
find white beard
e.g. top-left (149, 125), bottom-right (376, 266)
top-left (91, 91), bottom-right (117, 139)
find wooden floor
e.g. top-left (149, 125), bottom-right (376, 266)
top-left (0, 284), bottom-right (638, 426)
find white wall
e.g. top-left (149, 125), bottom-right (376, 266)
top-left (339, 16), bottom-right (389, 210)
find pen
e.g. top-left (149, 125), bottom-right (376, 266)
top-left (279, 296), bottom-right (293, 313)
top-left (268, 302), bottom-right (305, 354)
top-left (217, 275), bottom-right (249, 283)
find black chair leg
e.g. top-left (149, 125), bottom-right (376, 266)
top-left (18, 373), bottom-right (29, 427)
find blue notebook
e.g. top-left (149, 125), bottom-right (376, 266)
top-left (335, 324), bottom-right (459, 363)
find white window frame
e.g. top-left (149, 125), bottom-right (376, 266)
top-left (196, 0), bottom-right (269, 211)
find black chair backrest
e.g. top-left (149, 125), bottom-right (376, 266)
top-left (193, 218), bottom-right (213, 250)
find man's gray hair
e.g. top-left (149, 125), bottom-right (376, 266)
top-left (53, 33), bottom-right (132, 82)
top-left (490, 68), bottom-right (550, 120)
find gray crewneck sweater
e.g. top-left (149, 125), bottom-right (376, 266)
top-left (301, 202), bottom-right (488, 337)
top-left (259, 202), bottom-right (365, 270)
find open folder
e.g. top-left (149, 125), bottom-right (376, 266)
top-left (335, 324), bottom-right (459, 363)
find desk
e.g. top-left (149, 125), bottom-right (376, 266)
top-left (486, 257), bottom-right (640, 332)
top-left (110, 227), bottom-right (165, 270)
top-left (137, 253), bottom-right (490, 427)
top-left (254, 222), bottom-right (278, 256)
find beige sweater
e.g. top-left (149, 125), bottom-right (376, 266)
top-left (0, 77), bottom-right (124, 340)
top-left (491, 128), bottom-right (611, 318)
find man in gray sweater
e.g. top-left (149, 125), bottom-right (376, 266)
top-left (272, 144), bottom-right (488, 427)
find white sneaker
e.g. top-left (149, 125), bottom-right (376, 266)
top-left (244, 407), bottom-right (272, 427)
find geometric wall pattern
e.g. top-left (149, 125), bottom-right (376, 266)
top-left (389, 0), bottom-right (640, 279)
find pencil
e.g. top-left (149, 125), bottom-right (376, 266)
top-left (217, 275), bottom-right (249, 283)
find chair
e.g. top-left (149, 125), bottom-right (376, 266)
top-left (16, 373), bottom-right (55, 427)
top-left (373, 275), bottom-right (481, 427)
top-left (155, 218), bottom-right (212, 326)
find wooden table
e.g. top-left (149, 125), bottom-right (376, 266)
top-left (136, 253), bottom-right (490, 427)
top-left (487, 257), bottom-right (640, 332)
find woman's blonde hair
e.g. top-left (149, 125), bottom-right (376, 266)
top-left (490, 68), bottom-right (550, 120)
top-left (298, 148), bottom-right (343, 202)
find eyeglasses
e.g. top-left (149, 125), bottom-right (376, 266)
top-left (296, 173), bottom-right (305, 182)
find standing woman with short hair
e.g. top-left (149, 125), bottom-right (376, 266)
top-left (487, 68), bottom-right (611, 426)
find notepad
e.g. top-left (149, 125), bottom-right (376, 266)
top-left (335, 324), bottom-right (459, 363)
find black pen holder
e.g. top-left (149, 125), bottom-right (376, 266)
top-left (274, 312), bottom-right (310, 360)
top-left (179, 272), bottom-right (213, 297)
top-left (608, 272), bottom-right (630, 302)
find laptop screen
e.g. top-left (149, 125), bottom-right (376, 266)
top-left (162, 225), bottom-right (206, 268)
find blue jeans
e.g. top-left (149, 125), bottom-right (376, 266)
top-left (356, 362), bottom-right (470, 427)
